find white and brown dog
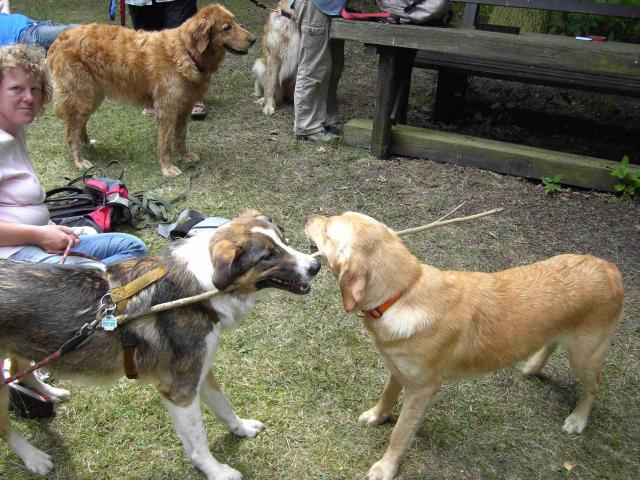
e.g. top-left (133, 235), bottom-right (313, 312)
top-left (252, 0), bottom-right (299, 116)
top-left (305, 211), bottom-right (624, 480)
top-left (0, 210), bottom-right (320, 479)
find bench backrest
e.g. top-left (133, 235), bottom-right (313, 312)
top-left (454, 0), bottom-right (640, 26)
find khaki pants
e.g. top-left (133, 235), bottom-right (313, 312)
top-left (293, 0), bottom-right (344, 136)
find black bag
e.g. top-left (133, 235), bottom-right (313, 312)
top-left (45, 161), bottom-right (132, 232)
top-left (8, 383), bottom-right (56, 419)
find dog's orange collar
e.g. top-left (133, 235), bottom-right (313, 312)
top-left (364, 292), bottom-right (403, 319)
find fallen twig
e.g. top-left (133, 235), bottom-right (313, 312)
top-left (396, 207), bottom-right (504, 236)
top-left (311, 206), bottom-right (504, 258)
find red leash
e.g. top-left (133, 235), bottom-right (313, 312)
top-left (45, 236), bottom-right (100, 264)
top-left (0, 237), bottom-right (102, 388)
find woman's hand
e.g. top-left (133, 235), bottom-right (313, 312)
top-left (35, 225), bottom-right (79, 250)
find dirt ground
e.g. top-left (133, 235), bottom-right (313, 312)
top-left (334, 40), bottom-right (639, 296)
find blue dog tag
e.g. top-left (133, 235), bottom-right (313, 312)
top-left (101, 314), bottom-right (117, 331)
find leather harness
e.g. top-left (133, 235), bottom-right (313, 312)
top-left (106, 267), bottom-right (219, 379)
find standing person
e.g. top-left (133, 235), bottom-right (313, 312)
top-left (290, 0), bottom-right (346, 142)
top-left (125, 0), bottom-right (206, 119)
top-left (0, 44), bottom-right (148, 270)
top-left (0, 0), bottom-right (78, 50)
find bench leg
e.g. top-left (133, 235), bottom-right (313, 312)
top-left (372, 47), bottom-right (416, 159)
top-left (433, 70), bottom-right (468, 122)
top-left (392, 49), bottom-right (416, 125)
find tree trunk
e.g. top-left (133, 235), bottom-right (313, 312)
top-left (489, 7), bottom-right (550, 33)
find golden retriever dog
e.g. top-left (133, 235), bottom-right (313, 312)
top-left (47, 4), bottom-right (256, 177)
top-left (305, 212), bottom-right (624, 480)
top-left (252, 0), bottom-right (299, 116)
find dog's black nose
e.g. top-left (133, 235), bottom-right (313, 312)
top-left (308, 258), bottom-right (321, 276)
top-left (249, 36), bottom-right (256, 46)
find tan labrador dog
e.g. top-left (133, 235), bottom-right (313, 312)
top-left (305, 211), bottom-right (624, 480)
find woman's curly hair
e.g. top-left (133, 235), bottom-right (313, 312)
top-left (0, 43), bottom-right (52, 114)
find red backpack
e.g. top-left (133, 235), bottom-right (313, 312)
top-left (45, 161), bottom-right (132, 233)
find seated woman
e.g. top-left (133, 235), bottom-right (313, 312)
top-left (0, 0), bottom-right (79, 50)
top-left (0, 43), bottom-right (147, 269)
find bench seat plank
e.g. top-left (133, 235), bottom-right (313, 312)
top-left (331, 20), bottom-right (640, 96)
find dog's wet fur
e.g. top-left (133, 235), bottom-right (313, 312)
top-left (0, 210), bottom-right (320, 479)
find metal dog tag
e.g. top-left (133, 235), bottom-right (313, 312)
top-left (101, 314), bottom-right (118, 331)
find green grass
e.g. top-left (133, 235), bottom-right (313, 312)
top-left (2, 1), bottom-right (639, 479)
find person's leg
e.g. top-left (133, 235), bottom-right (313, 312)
top-left (161, 0), bottom-right (197, 28)
top-left (160, 0), bottom-right (205, 119)
top-left (9, 245), bottom-right (105, 269)
top-left (128, 3), bottom-right (164, 31)
top-left (71, 233), bottom-right (147, 265)
top-left (293, 0), bottom-right (333, 138)
top-left (17, 21), bottom-right (80, 50)
top-left (325, 38), bottom-right (344, 129)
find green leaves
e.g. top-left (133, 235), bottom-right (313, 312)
top-left (611, 155), bottom-right (640, 200)
top-left (541, 175), bottom-right (562, 195)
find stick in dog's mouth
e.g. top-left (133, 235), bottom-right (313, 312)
top-left (256, 277), bottom-right (311, 294)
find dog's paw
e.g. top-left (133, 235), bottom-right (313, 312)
top-left (161, 164), bottom-right (182, 177)
top-left (88, 139), bottom-right (98, 147)
top-left (182, 152), bottom-right (199, 164)
top-left (208, 463), bottom-right (243, 480)
top-left (20, 444), bottom-right (53, 475)
top-left (262, 104), bottom-right (275, 116)
top-left (231, 418), bottom-right (264, 438)
top-left (358, 408), bottom-right (389, 426)
top-left (563, 413), bottom-right (587, 434)
top-left (75, 159), bottom-right (93, 170)
top-left (368, 459), bottom-right (398, 480)
top-left (254, 96), bottom-right (265, 105)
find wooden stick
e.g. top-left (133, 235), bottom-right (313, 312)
top-left (113, 206), bottom-right (504, 323)
top-left (396, 207), bottom-right (504, 236)
top-left (114, 288), bottom-right (222, 324)
top-left (310, 206), bottom-right (504, 258)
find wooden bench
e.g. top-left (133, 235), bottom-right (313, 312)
top-left (332, 0), bottom-right (640, 191)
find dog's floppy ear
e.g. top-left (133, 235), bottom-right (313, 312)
top-left (210, 239), bottom-right (245, 291)
top-left (337, 255), bottom-right (368, 313)
top-left (183, 11), bottom-right (214, 59)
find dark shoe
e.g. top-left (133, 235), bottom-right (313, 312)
top-left (8, 383), bottom-right (56, 419)
top-left (191, 101), bottom-right (206, 120)
top-left (297, 130), bottom-right (339, 143)
top-left (325, 123), bottom-right (343, 135)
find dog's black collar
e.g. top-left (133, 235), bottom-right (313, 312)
top-left (280, 10), bottom-right (292, 19)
